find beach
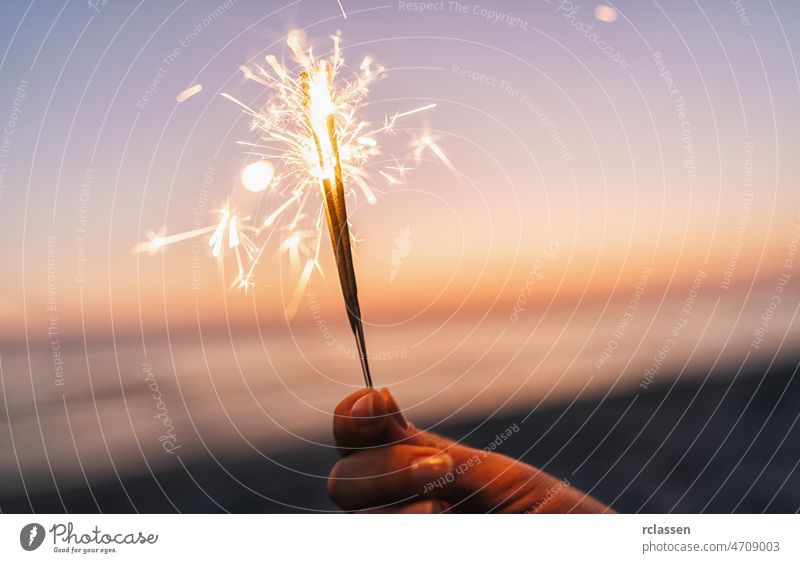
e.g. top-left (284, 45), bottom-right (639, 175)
top-left (3, 353), bottom-right (797, 513)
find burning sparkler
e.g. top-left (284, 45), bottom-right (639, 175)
top-left (301, 57), bottom-right (373, 386)
top-left (135, 31), bottom-right (445, 388)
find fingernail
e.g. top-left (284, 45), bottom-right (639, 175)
top-left (350, 393), bottom-right (374, 425)
top-left (380, 387), bottom-right (409, 430)
top-left (412, 454), bottom-right (453, 486)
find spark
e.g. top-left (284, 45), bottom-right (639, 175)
top-left (208, 209), bottom-right (230, 257)
top-left (386, 157), bottom-right (413, 177)
top-left (263, 191), bottom-right (301, 226)
top-left (286, 258), bottom-right (318, 318)
top-left (134, 207), bottom-right (258, 287)
top-left (336, 0), bottom-right (347, 19)
top-left (176, 84), bottom-right (202, 103)
top-left (350, 173), bottom-right (378, 204)
top-left (240, 160), bottom-right (275, 192)
top-left (382, 103), bottom-right (437, 132)
top-left (132, 225), bottom-right (217, 255)
top-left (391, 103), bottom-right (437, 123)
top-left (280, 230), bottom-right (314, 271)
top-left (595, 5), bottom-right (618, 23)
top-left (379, 170), bottom-right (400, 185)
top-left (220, 92), bottom-right (257, 115)
top-left (415, 135), bottom-right (456, 172)
top-left (208, 210), bottom-right (258, 286)
top-left (228, 215), bottom-right (241, 247)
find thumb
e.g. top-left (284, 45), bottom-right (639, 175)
top-left (377, 388), bottom-right (458, 453)
top-left (332, 387), bottom-right (448, 452)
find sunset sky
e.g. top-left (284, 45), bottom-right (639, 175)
top-left (0, 0), bottom-right (797, 357)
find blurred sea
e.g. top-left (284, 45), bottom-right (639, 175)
top-left (1, 286), bottom-right (798, 512)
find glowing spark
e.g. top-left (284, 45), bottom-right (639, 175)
top-left (264, 54), bottom-right (288, 80)
top-left (390, 226), bottom-right (413, 282)
top-left (595, 5), bottom-right (618, 23)
top-left (286, 259), bottom-right (317, 318)
top-left (386, 158), bottom-right (413, 177)
top-left (239, 65), bottom-right (270, 87)
top-left (240, 160), bottom-right (275, 192)
top-left (384, 103), bottom-right (437, 131)
top-left (416, 135), bottom-right (456, 172)
top-left (336, 0), bottom-right (347, 19)
top-left (132, 225), bottom-right (217, 254)
top-left (284, 234), bottom-right (300, 249)
top-left (228, 215), bottom-right (240, 247)
top-left (176, 84), bottom-right (202, 103)
top-left (282, 234), bottom-right (301, 270)
top-left (379, 170), bottom-right (400, 185)
top-left (209, 210), bottom-right (230, 257)
top-left (391, 103), bottom-right (436, 122)
top-left (220, 92), bottom-right (257, 115)
top-left (286, 30), bottom-right (310, 67)
top-left (264, 192), bottom-right (301, 226)
top-left (281, 230), bottom-right (314, 272)
top-left (351, 174), bottom-right (378, 203)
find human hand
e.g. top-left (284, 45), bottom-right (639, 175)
top-left (327, 387), bottom-right (614, 513)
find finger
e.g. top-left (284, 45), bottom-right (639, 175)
top-left (378, 388), bottom-right (452, 450)
top-left (333, 388), bottom-right (388, 453)
top-left (327, 445), bottom-right (454, 511)
top-left (356, 499), bottom-right (450, 514)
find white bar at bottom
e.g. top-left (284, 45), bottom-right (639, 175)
top-left (1, 514), bottom-right (796, 562)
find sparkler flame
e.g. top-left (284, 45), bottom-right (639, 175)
top-left (135, 31), bottom-right (450, 386)
top-left (306, 61), bottom-right (337, 180)
top-left (217, 31), bottom-right (438, 301)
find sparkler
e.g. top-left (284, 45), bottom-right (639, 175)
top-left (302, 59), bottom-right (372, 386)
top-left (135, 31), bottom-right (446, 388)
